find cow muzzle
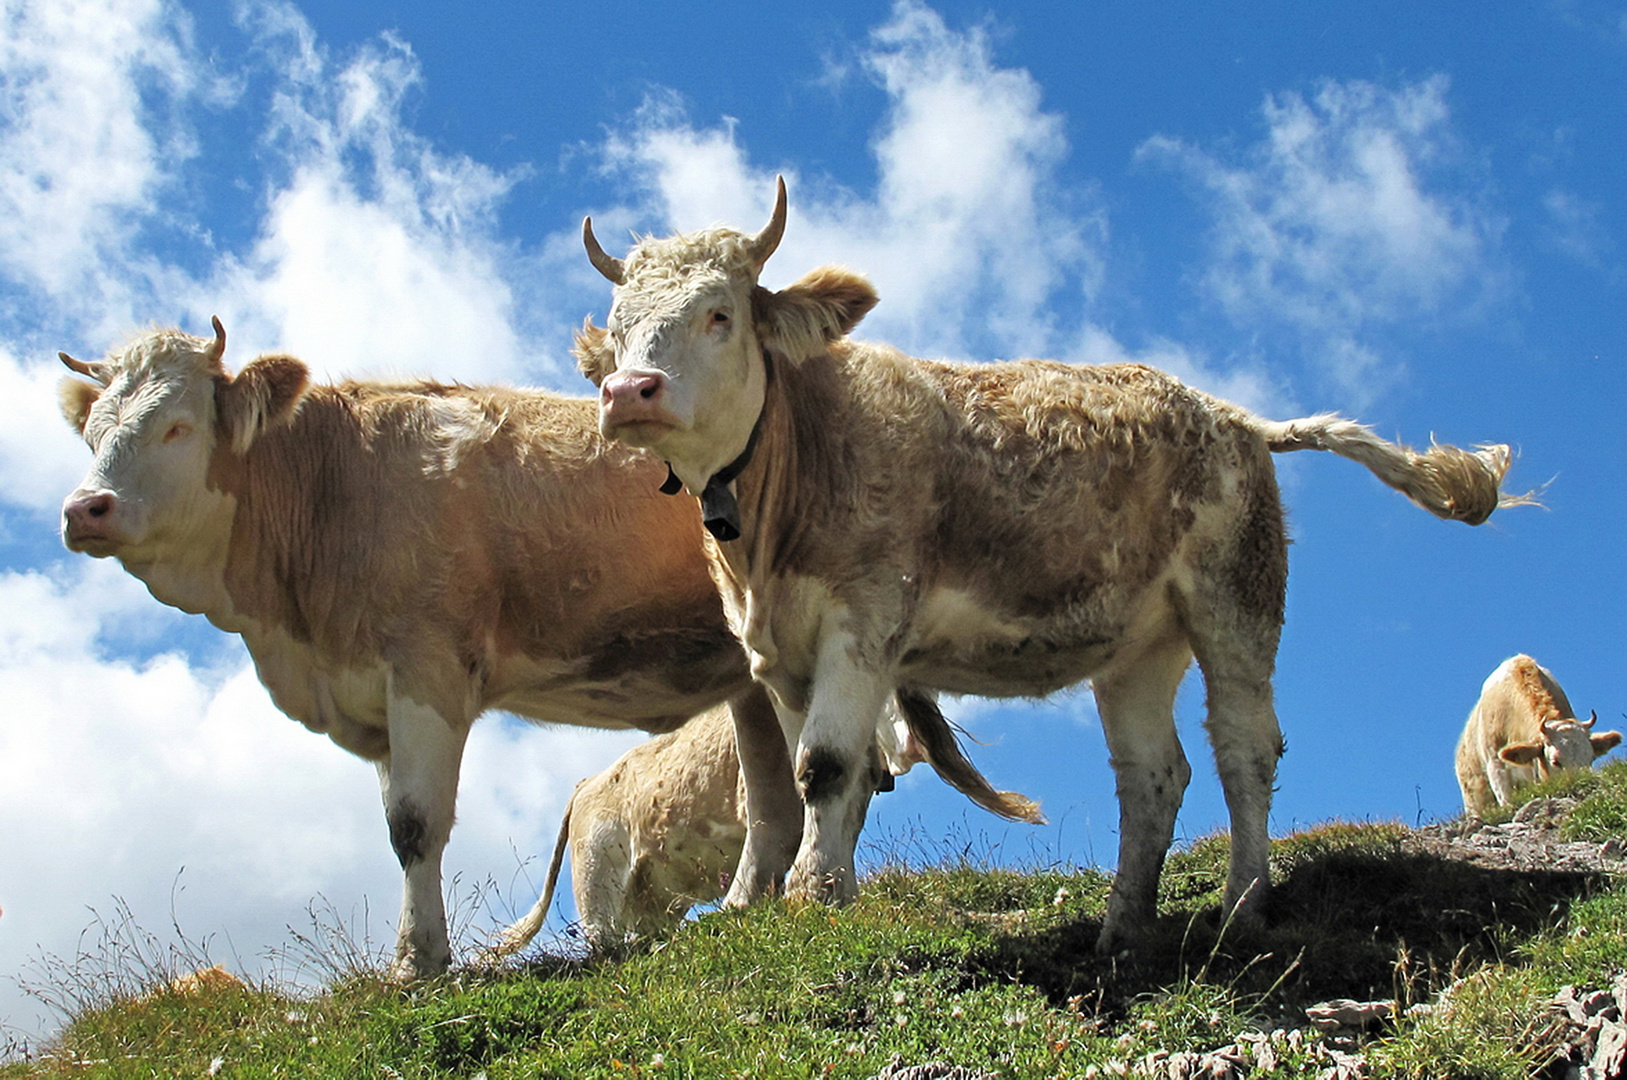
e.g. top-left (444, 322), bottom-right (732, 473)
top-left (62, 489), bottom-right (120, 554)
top-left (599, 369), bottom-right (681, 441)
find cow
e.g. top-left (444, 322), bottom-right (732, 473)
top-left (56, 321), bottom-right (805, 980)
top-left (57, 321), bottom-right (1032, 977)
top-left (575, 177), bottom-right (1532, 953)
top-left (1455, 654), bottom-right (1620, 817)
top-left (491, 694), bottom-right (951, 953)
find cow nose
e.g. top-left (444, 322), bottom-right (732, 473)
top-left (64, 491), bottom-right (115, 529)
top-left (600, 370), bottom-right (670, 425)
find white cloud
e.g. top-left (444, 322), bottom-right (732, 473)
top-left (197, 10), bottom-right (534, 384)
top-left (594, 0), bottom-right (1106, 364)
top-left (0, 0), bottom-right (216, 335)
top-left (1138, 76), bottom-right (1505, 405)
top-left (1542, 188), bottom-right (1615, 268)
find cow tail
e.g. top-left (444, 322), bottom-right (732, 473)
top-left (894, 687), bottom-right (1046, 824)
top-left (1252, 413), bottom-right (1541, 526)
top-left (487, 785), bottom-right (578, 958)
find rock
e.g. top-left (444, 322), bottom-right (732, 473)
top-left (1304, 999), bottom-right (1394, 1032)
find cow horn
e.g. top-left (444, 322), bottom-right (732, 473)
top-left (208, 316), bottom-right (227, 363)
top-left (59, 352), bottom-right (108, 385)
top-left (748, 175), bottom-right (787, 270)
top-left (582, 217), bottom-right (625, 285)
top-left (1587, 709), bottom-right (1598, 729)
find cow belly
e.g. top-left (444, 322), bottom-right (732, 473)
top-left (901, 640), bottom-right (1116, 698)
top-left (495, 683), bottom-right (738, 732)
top-left (492, 665), bottom-right (748, 734)
top-left (900, 585), bottom-right (1150, 698)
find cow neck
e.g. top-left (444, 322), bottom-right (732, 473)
top-left (660, 350), bottom-right (773, 543)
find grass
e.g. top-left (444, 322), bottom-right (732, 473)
top-left (6, 772), bottom-right (1625, 1079)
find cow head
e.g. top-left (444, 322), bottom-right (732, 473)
top-left (59, 318), bottom-right (310, 564)
top-left (577, 177), bottom-right (878, 503)
top-left (1498, 711), bottom-right (1623, 777)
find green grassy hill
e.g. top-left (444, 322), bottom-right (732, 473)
top-left (10, 763), bottom-right (1627, 1079)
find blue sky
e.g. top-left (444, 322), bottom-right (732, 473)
top-left (2, 0), bottom-right (1624, 1045)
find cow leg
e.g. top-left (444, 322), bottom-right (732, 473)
top-left (1184, 457), bottom-right (1288, 933)
top-left (379, 686), bottom-right (470, 980)
top-left (784, 629), bottom-right (891, 905)
top-left (722, 685), bottom-right (800, 909)
top-left (1199, 661), bottom-right (1282, 930)
top-left (1487, 760), bottom-right (1518, 807)
top-left (572, 816), bottom-right (633, 950)
top-left (1093, 635), bottom-right (1193, 955)
top-left (1183, 573), bottom-right (1285, 933)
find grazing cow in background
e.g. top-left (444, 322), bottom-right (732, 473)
top-left (1455, 654), bottom-right (1620, 817)
top-left (57, 321), bottom-right (802, 979)
top-left (492, 694), bottom-right (982, 952)
top-left (577, 178), bottom-right (1531, 953)
top-left (58, 322), bottom-right (1033, 977)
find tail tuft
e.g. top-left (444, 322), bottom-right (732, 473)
top-left (1258, 414), bottom-right (1540, 525)
top-left (894, 688), bottom-right (1046, 824)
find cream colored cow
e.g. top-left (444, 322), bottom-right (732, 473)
top-left (1455, 654), bottom-right (1620, 816)
top-left (578, 178), bottom-right (1530, 954)
top-left (494, 690), bottom-right (1033, 952)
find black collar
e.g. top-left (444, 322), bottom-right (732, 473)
top-left (659, 352), bottom-right (772, 543)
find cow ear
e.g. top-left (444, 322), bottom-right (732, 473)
top-left (216, 354), bottom-right (310, 454)
top-left (753, 265), bottom-right (878, 364)
top-left (59, 377), bottom-right (102, 433)
top-left (1499, 742), bottom-right (1544, 766)
top-left (1591, 730), bottom-right (1623, 757)
top-left (573, 318), bottom-right (615, 387)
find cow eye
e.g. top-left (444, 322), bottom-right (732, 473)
top-left (162, 422), bottom-right (191, 444)
top-left (711, 310), bottom-right (730, 325)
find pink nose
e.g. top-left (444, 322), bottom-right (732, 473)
top-left (600, 370), bottom-right (670, 426)
top-left (64, 490), bottom-right (115, 530)
top-left (62, 490), bottom-right (117, 548)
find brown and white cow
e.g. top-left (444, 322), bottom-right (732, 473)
top-left (57, 321), bottom-right (809, 979)
top-left (576, 178), bottom-right (1530, 953)
top-left (491, 694), bottom-right (971, 952)
top-left (1455, 654), bottom-right (1620, 817)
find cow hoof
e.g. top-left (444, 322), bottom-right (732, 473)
top-left (1094, 925), bottom-right (1133, 958)
top-left (722, 867), bottom-right (784, 908)
top-left (388, 952), bottom-right (450, 983)
top-left (784, 865), bottom-right (856, 906)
